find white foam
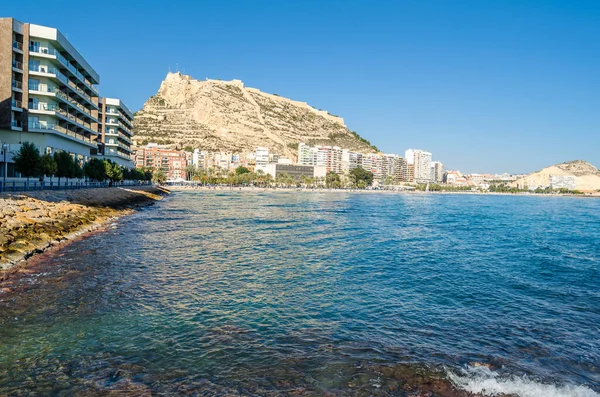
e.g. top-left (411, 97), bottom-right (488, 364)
top-left (447, 365), bottom-right (599, 397)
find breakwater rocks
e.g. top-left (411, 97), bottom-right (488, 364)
top-left (0, 186), bottom-right (169, 273)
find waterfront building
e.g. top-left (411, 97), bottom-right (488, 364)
top-left (405, 149), bottom-right (433, 183)
top-left (341, 149), bottom-right (362, 173)
top-left (134, 144), bottom-right (189, 180)
top-left (257, 162), bottom-right (327, 180)
top-left (360, 153), bottom-right (383, 181)
top-left (95, 97), bottom-right (134, 167)
top-left (381, 154), bottom-right (407, 184)
top-left (430, 161), bottom-right (444, 183)
top-left (298, 143), bottom-right (342, 173)
top-left (255, 147), bottom-right (269, 167)
top-left (0, 18), bottom-right (100, 169)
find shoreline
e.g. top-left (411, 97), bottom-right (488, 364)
top-left (167, 184), bottom-right (600, 198)
top-left (0, 186), bottom-right (169, 275)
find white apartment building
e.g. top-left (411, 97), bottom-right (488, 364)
top-left (341, 149), bottom-right (362, 173)
top-left (1, 18), bottom-right (100, 167)
top-left (297, 143), bottom-right (342, 173)
top-left (430, 161), bottom-right (444, 183)
top-left (405, 149), bottom-right (433, 183)
top-left (96, 97), bottom-right (134, 167)
top-left (360, 153), bottom-right (383, 181)
top-left (255, 147), bottom-right (269, 167)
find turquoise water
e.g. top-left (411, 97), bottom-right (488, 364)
top-left (1, 191), bottom-right (599, 396)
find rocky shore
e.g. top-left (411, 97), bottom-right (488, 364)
top-left (0, 186), bottom-right (169, 274)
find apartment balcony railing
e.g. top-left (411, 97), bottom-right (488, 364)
top-left (12, 80), bottom-right (23, 89)
top-left (11, 99), bottom-right (22, 108)
top-left (106, 109), bottom-right (119, 115)
top-left (12, 60), bottom-right (23, 70)
top-left (11, 120), bottom-right (23, 128)
top-left (29, 46), bottom-right (98, 95)
top-left (106, 118), bottom-right (119, 125)
top-left (28, 122), bottom-right (92, 144)
top-left (28, 63), bottom-right (69, 84)
top-left (13, 41), bottom-right (23, 51)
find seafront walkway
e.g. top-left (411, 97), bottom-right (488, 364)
top-left (0, 180), bottom-right (151, 193)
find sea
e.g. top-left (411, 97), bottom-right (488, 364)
top-left (0, 190), bottom-right (599, 396)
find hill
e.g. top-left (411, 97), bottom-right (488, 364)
top-left (133, 72), bottom-right (378, 159)
top-left (511, 160), bottom-right (600, 191)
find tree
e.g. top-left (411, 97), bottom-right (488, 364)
top-left (54, 151), bottom-right (74, 186)
top-left (39, 153), bottom-right (57, 180)
top-left (13, 142), bottom-right (41, 183)
top-left (183, 146), bottom-right (194, 153)
top-left (83, 158), bottom-right (106, 181)
top-left (235, 166), bottom-right (251, 175)
top-left (104, 160), bottom-right (123, 186)
top-left (325, 171), bottom-right (341, 188)
top-left (152, 169), bottom-right (167, 184)
top-left (349, 167), bottom-right (374, 188)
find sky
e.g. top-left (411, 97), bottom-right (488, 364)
top-left (5, 0), bottom-right (600, 173)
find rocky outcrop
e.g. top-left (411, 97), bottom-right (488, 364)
top-left (511, 160), bottom-right (600, 191)
top-left (133, 72), bottom-right (378, 160)
top-left (0, 186), bottom-right (169, 271)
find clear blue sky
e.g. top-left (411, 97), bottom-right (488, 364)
top-left (6, 0), bottom-right (599, 173)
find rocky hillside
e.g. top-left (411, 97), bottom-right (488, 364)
top-left (511, 160), bottom-right (600, 191)
top-left (133, 72), bottom-right (378, 160)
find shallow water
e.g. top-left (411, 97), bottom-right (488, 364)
top-left (1, 191), bottom-right (599, 396)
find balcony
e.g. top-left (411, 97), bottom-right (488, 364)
top-left (28, 103), bottom-right (94, 133)
top-left (12, 41), bottom-right (23, 52)
top-left (12, 60), bottom-right (23, 70)
top-left (11, 120), bottom-right (23, 130)
top-left (28, 63), bottom-right (69, 85)
top-left (29, 46), bottom-right (97, 96)
top-left (11, 80), bottom-right (23, 91)
top-left (11, 99), bottom-right (23, 110)
top-left (106, 118), bottom-right (119, 126)
top-left (28, 122), bottom-right (94, 145)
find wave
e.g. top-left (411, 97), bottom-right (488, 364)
top-left (447, 365), bottom-right (599, 397)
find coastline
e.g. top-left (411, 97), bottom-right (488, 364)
top-left (0, 186), bottom-right (169, 275)
top-left (167, 184), bottom-right (600, 198)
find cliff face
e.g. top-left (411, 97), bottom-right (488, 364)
top-left (133, 73), bottom-right (377, 159)
top-left (512, 160), bottom-right (600, 191)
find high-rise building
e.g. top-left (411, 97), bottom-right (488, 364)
top-left (298, 143), bottom-right (342, 173)
top-left (96, 97), bottom-right (134, 167)
top-left (0, 18), bottom-right (100, 165)
top-left (405, 149), bottom-right (433, 183)
top-left (341, 149), bottom-right (362, 173)
top-left (430, 161), bottom-right (444, 183)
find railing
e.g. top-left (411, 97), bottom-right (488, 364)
top-left (12, 60), bottom-right (23, 69)
top-left (29, 62), bottom-right (69, 84)
top-left (106, 118), bottom-right (119, 125)
top-left (11, 120), bottom-right (23, 128)
top-left (0, 180), bottom-right (151, 193)
top-left (28, 122), bottom-right (93, 144)
top-left (29, 46), bottom-right (97, 95)
top-left (12, 41), bottom-right (23, 50)
top-left (11, 99), bottom-right (22, 108)
top-left (12, 80), bottom-right (23, 89)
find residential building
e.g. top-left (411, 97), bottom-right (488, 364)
top-left (359, 153), bottom-right (383, 182)
top-left (0, 18), bottom-right (100, 167)
top-left (255, 147), bottom-right (269, 167)
top-left (430, 161), bottom-right (444, 183)
top-left (341, 149), bottom-right (362, 173)
top-left (134, 144), bottom-right (189, 180)
top-left (257, 163), bottom-right (327, 180)
top-left (405, 149), bottom-right (433, 183)
top-left (95, 97), bottom-right (134, 167)
top-left (381, 154), bottom-right (407, 184)
top-left (298, 143), bottom-right (342, 173)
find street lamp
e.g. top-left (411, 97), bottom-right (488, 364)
top-left (1, 143), bottom-right (9, 192)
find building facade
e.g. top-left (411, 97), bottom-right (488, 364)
top-left (430, 161), bottom-right (444, 183)
top-left (258, 163), bottom-right (327, 180)
top-left (298, 143), bottom-right (342, 173)
top-left (95, 97), bottom-right (134, 167)
top-left (0, 18), bottom-right (100, 166)
top-left (405, 149), bottom-right (433, 183)
top-left (134, 144), bottom-right (189, 180)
